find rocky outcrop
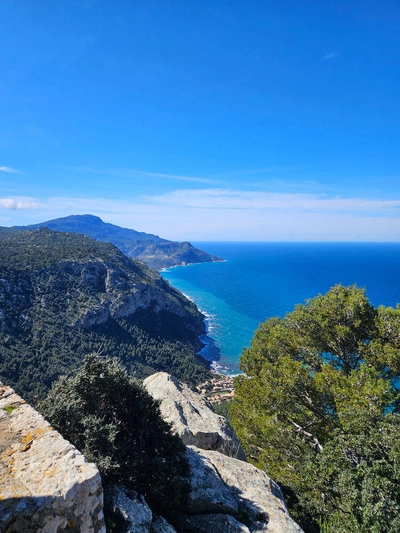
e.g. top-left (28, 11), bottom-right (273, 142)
top-left (189, 447), bottom-right (302, 533)
top-left (170, 446), bottom-right (302, 533)
top-left (174, 513), bottom-right (249, 533)
top-left (151, 515), bottom-right (178, 533)
top-left (107, 485), bottom-right (153, 533)
top-left (0, 384), bottom-right (105, 533)
top-left (183, 447), bottom-right (239, 515)
top-left (143, 372), bottom-right (245, 460)
top-left (144, 372), bottom-right (303, 533)
top-left (0, 228), bottom-right (204, 334)
top-left (0, 371), bottom-right (303, 533)
top-left (43, 258), bottom-right (203, 331)
top-left (106, 449), bottom-right (303, 533)
top-left (107, 485), bottom-right (178, 533)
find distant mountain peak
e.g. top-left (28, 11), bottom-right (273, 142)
top-left (69, 214), bottom-right (104, 224)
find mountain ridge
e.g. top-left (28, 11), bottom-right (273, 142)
top-left (11, 214), bottom-right (223, 270)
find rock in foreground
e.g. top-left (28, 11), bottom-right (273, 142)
top-left (0, 383), bottom-right (105, 533)
top-left (0, 372), bottom-right (303, 533)
top-left (144, 372), bottom-right (246, 460)
top-left (144, 372), bottom-right (303, 533)
top-left (189, 447), bottom-right (302, 533)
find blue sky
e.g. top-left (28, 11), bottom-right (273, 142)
top-left (1, 0), bottom-right (400, 241)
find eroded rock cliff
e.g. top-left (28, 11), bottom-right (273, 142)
top-left (0, 229), bottom-right (209, 403)
top-left (143, 372), bottom-right (303, 533)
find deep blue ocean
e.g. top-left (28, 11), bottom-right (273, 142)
top-left (162, 243), bottom-right (400, 375)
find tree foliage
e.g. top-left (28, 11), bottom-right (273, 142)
top-left (230, 285), bottom-right (400, 533)
top-left (39, 354), bottom-right (190, 515)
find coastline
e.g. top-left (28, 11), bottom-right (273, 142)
top-left (162, 257), bottom-right (241, 378)
top-left (163, 242), bottom-right (400, 391)
top-left (162, 270), bottom-right (223, 373)
top-left (159, 256), bottom-right (227, 273)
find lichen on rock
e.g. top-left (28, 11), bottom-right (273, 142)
top-left (0, 383), bottom-right (105, 533)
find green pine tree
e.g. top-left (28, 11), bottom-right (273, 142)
top-left (230, 285), bottom-right (400, 533)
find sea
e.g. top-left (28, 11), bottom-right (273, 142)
top-left (161, 242), bottom-right (400, 376)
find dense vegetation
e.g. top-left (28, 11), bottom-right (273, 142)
top-left (230, 285), bottom-right (400, 533)
top-left (0, 228), bottom-right (210, 402)
top-left (0, 225), bottom-right (162, 277)
top-left (40, 354), bottom-right (190, 526)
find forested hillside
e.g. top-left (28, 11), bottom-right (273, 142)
top-left (0, 228), bottom-right (210, 403)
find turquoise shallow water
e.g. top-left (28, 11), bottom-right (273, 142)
top-left (162, 243), bottom-right (400, 375)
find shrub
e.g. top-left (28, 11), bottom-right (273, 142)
top-left (39, 354), bottom-right (190, 514)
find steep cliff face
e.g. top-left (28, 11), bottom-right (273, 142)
top-left (144, 372), bottom-right (246, 460)
top-left (0, 383), bottom-right (105, 533)
top-left (0, 257), bottom-right (203, 332)
top-left (0, 228), bottom-right (203, 332)
top-left (0, 229), bottom-right (210, 402)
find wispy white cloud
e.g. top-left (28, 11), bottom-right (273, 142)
top-left (143, 189), bottom-right (400, 213)
top-left (0, 198), bottom-right (38, 210)
top-left (55, 164), bottom-right (313, 188)
top-left (131, 169), bottom-right (221, 184)
top-left (2, 190), bottom-right (400, 241)
top-left (323, 52), bottom-right (339, 60)
top-left (0, 166), bottom-right (21, 173)
top-left (210, 166), bottom-right (304, 178)
top-left (56, 166), bottom-right (221, 184)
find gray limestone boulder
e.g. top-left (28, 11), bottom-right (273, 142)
top-left (183, 446), bottom-right (238, 515)
top-left (182, 446), bottom-right (303, 532)
top-left (174, 513), bottom-right (251, 533)
top-left (143, 373), bottom-right (303, 532)
top-left (150, 515), bottom-right (178, 533)
top-left (197, 448), bottom-right (303, 533)
top-left (0, 384), bottom-right (105, 533)
top-left (107, 486), bottom-right (179, 533)
top-left (143, 372), bottom-right (245, 459)
top-left (107, 485), bottom-right (153, 533)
